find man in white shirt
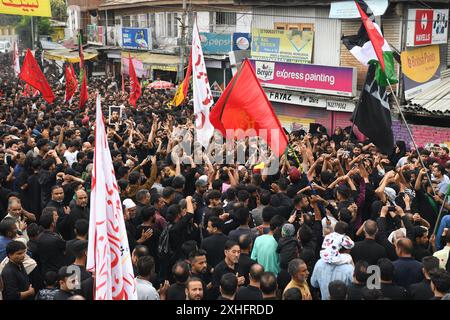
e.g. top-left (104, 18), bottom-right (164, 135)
top-left (433, 231), bottom-right (450, 270)
top-left (135, 255), bottom-right (169, 300)
top-left (63, 141), bottom-right (79, 168)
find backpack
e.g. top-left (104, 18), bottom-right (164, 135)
top-left (157, 223), bottom-right (173, 258)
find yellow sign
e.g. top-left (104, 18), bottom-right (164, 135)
top-left (251, 28), bottom-right (314, 64)
top-left (401, 45), bottom-right (440, 83)
top-left (0, 0), bottom-right (52, 17)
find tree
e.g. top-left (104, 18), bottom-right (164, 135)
top-left (51, 0), bottom-right (67, 22)
top-left (0, 14), bottom-right (21, 26)
top-left (16, 17), bottom-right (52, 49)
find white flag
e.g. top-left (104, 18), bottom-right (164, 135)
top-left (192, 19), bottom-right (214, 148)
top-left (87, 94), bottom-right (137, 300)
top-left (13, 42), bottom-right (20, 77)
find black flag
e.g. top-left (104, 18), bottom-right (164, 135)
top-left (352, 64), bottom-right (394, 155)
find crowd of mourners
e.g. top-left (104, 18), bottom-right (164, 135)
top-left (0, 52), bottom-right (450, 301)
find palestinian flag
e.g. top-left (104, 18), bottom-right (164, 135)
top-left (342, 0), bottom-right (397, 87)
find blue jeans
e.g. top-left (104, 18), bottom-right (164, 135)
top-left (436, 214), bottom-right (450, 250)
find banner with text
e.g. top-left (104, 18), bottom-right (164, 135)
top-left (401, 45), bottom-right (442, 99)
top-left (251, 28), bottom-right (314, 64)
top-left (0, 0), bottom-right (51, 17)
top-left (407, 9), bottom-right (449, 47)
top-left (250, 60), bottom-right (356, 97)
top-left (199, 33), bottom-right (232, 54)
top-left (122, 27), bottom-right (153, 50)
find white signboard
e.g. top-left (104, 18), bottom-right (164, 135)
top-left (329, 0), bottom-right (388, 19)
top-left (406, 9), bottom-right (449, 47)
top-left (266, 89), bottom-right (355, 113)
top-left (326, 100), bottom-right (356, 113)
top-left (266, 90), bottom-right (326, 108)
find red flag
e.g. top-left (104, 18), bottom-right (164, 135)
top-left (79, 68), bottom-right (88, 110)
top-left (128, 55), bottom-right (141, 107)
top-left (354, 0), bottom-right (386, 71)
top-left (65, 63), bottom-right (78, 103)
top-left (19, 49), bottom-right (55, 103)
top-left (182, 49), bottom-right (192, 97)
top-left (209, 59), bottom-right (288, 157)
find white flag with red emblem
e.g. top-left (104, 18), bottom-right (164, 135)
top-left (192, 19), bottom-right (214, 148)
top-left (87, 94), bottom-right (137, 300)
top-left (13, 42), bottom-right (20, 77)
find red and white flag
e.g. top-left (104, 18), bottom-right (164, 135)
top-left (192, 19), bottom-right (214, 148)
top-left (87, 94), bottom-right (137, 300)
top-left (13, 42), bottom-right (20, 77)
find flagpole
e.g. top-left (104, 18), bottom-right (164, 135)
top-left (385, 78), bottom-right (436, 196)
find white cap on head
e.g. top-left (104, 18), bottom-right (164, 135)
top-left (123, 198), bottom-right (136, 209)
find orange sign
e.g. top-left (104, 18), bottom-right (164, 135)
top-left (401, 45), bottom-right (440, 83)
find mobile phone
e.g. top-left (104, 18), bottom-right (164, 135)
top-left (388, 206), bottom-right (396, 212)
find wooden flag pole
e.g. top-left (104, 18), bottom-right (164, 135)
top-left (385, 77), bottom-right (436, 196)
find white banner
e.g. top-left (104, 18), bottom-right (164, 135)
top-left (192, 20), bottom-right (214, 148)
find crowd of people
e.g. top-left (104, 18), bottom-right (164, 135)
top-left (0, 52), bottom-right (450, 301)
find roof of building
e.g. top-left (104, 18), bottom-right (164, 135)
top-left (99, 0), bottom-right (235, 10)
top-left (403, 69), bottom-right (450, 117)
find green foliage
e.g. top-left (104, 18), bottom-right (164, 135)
top-left (51, 0), bottom-right (67, 21)
top-left (16, 16), bottom-right (52, 48)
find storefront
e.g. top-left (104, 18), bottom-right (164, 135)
top-left (250, 59), bottom-right (358, 134)
top-left (120, 51), bottom-right (179, 81)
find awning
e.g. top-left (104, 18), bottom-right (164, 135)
top-left (44, 49), bottom-right (99, 63)
top-left (121, 51), bottom-right (178, 72)
top-left (404, 69), bottom-right (450, 117)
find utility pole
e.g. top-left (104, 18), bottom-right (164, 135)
top-left (30, 16), bottom-right (34, 50)
top-left (178, 0), bottom-right (187, 82)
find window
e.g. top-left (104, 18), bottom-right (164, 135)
top-left (274, 23), bottom-right (314, 31)
top-left (114, 17), bottom-right (121, 26)
top-left (131, 15), bottom-right (139, 28)
top-left (138, 14), bottom-right (148, 28)
top-left (122, 16), bottom-right (130, 27)
top-left (166, 13), bottom-right (178, 37)
top-left (148, 13), bottom-right (156, 30)
top-left (215, 12), bottom-right (236, 25)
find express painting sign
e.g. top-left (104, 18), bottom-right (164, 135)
top-left (122, 27), bottom-right (153, 50)
top-left (249, 60), bottom-right (356, 97)
top-left (407, 9), bottom-right (449, 47)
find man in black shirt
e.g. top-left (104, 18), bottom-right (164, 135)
top-left (65, 189), bottom-right (89, 240)
top-left (211, 240), bottom-right (245, 300)
top-left (237, 233), bottom-right (257, 285)
top-left (201, 216), bottom-right (228, 268)
top-left (429, 269), bottom-right (450, 300)
top-left (53, 266), bottom-right (75, 300)
top-left (36, 208), bottom-right (66, 275)
top-left (409, 256), bottom-right (439, 300)
top-left (189, 249), bottom-right (211, 299)
top-left (235, 263), bottom-right (264, 300)
top-left (378, 258), bottom-right (408, 300)
top-left (218, 273), bottom-right (237, 300)
top-left (1, 241), bottom-right (35, 300)
top-left (351, 220), bottom-right (387, 265)
top-left (347, 261), bottom-right (369, 300)
top-left (45, 185), bottom-right (72, 240)
top-left (260, 272), bottom-right (278, 300)
top-left (167, 260), bottom-right (189, 300)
